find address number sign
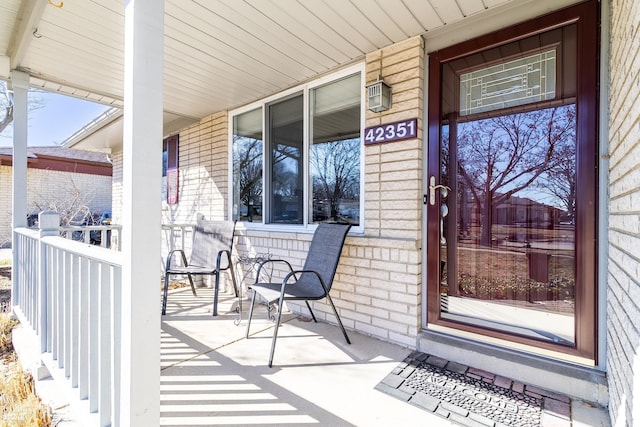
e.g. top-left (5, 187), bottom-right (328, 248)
top-left (364, 118), bottom-right (417, 145)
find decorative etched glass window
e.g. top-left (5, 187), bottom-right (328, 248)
top-left (460, 49), bottom-right (557, 116)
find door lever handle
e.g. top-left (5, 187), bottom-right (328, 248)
top-left (429, 176), bottom-right (451, 206)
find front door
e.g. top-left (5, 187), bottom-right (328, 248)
top-left (426, 1), bottom-right (598, 363)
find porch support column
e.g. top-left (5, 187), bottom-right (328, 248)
top-left (11, 70), bottom-right (29, 307)
top-left (120, 0), bottom-right (163, 425)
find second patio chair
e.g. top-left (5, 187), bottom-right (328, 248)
top-left (245, 223), bottom-right (351, 367)
top-left (162, 219), bottom-right (238, 316)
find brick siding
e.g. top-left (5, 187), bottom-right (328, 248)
top-left (161, 112), bottom-right (229, 225)
top-left (0, 165), bottom-right (112, 246)
top-left (607, 0), bottom-right (640, 426)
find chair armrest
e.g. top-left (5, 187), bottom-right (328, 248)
top-left (253, 259), bottom-right (294, 283)
top-left (215, 249), bottom-right (233, 271)
top-left (281, 269), bottom-right (329, 293)
top-left (165, 249), bottom-right (188, 271)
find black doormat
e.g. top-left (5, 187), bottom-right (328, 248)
top-left (375, 351), bottom-right (572, 427)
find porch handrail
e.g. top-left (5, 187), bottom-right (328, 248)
top-left (13, 212), bottom-right (123, 427)
top-left (59, 224), bottom-right (123, 251)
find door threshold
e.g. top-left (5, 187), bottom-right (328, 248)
top-left (418, 327), bottom-right (608, 406)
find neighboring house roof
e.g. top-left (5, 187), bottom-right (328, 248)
top-left (0, 146), bottom-right (112, 176)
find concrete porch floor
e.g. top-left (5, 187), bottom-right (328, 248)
top-left (159, 286), bottom-right (455, 426)
top-left (14, 284), bottom-right (611, 426)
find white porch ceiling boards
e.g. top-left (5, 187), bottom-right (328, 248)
top-left (1, 0), bottom-right (583, 126)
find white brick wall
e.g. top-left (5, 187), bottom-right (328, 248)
top-left (365, 36), bottom-right (424, 241)
top-left (161, 112), bottom-right (229, 225)
top-left (607, 1), bottom-right (640, 426)
top-left (0, 165), bottom-right (13, 247)
top-left (0, 165), bottom-right (112, 246)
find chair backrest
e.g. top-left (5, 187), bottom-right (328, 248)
top-left (189, 220), bottom-right (236, 269)
top-left (301, 223), bottom-right (351, 293)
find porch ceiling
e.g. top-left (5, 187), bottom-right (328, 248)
top-left (1, 0), bottom-right (583, 143)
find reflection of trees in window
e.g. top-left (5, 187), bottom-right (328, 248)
top-left (269, 94), bottom-right (303, 224)
top-left (233, 137), bottom-right (262, 221)
top-left (231, 71), bottom-right (361, 226)
top-left (271, 141), bottom-right (301, 198)
top-left (539, 136), bottom-right (576, 224)
top-left (456, 105), bottom-right (576, 246)
top-left (311, 138), bottom-right (360, 223)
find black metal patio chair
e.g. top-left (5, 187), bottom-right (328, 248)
top-left (245, 223), bottom-right (351, 367)
top-left (161, 219), bottom-right (238, 316)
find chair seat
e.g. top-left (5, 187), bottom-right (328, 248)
top-left (250, 280), bottom-right (326, 304)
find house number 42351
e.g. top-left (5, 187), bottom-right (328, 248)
top-left (364, 118), bottom-right (417, 145)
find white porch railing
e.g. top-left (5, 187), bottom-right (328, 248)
top-left (59, 224), bottom-right (123, 251)
top-left (11, 215), bottom-right (199, 426)
top-left (12, 211), bottom-right (123, 427)
top-left (161, 223), bottom-right (194, 257)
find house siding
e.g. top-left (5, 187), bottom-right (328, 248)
top-left (607, 0), bottom-right (640, 426)
top-left (161, 112), bottom-right (229, 225)
top-left (0, 164), bottom-right (112, 247)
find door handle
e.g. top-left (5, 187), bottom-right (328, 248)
top-left (429, 176), bottom-right (451, 206)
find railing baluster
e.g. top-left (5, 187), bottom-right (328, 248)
top-left (99, 263), bottom-right (112, 427)
top-left (79, 257), bottom-right (89, 400)
top-left (53, 247), bottom-right (62, 363)
top-left (70, 253), bottom-right (80, 388)
top-left (110, 265), bottom-right (122, 425)
top-left (89, 258), bottom-right (99, 413)
top-left (63, 251), bottom-right (72, 375)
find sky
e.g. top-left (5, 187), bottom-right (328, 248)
top-left (0, 89), bottom-right (111, 147)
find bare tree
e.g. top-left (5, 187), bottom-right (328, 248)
top-left (233, 137), bottom-right (263, 220)
top-left (456, 105), bottom-right (576, 246)
top-left (539, 141), bottom-right (576, 223)
top-left (311, 138), bottom-right (360, 221)
top-left (30, 176), bottom-right (98, 226)
top-left (0, 81), bottom-right (13, 135)
top-left (1, 80), bottom-right (47, 138)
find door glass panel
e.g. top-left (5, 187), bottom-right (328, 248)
top-left (440, 105), bottom-right (576, 346)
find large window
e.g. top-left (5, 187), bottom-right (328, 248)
top-left (231, 68), bottom-right (363, 228)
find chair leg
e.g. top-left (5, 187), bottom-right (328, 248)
top-left (229, 264), bottom-right (239, 297)
top-left (187, 273), bottom-right (197, 296)
top-left (268, 296), bottom-right (285, 368)
top-left (305, 301), bottom-right (318, 323)
top-left (162, 274), bottom-right (170, 315)
top-left (245, 288), bottom-right (257, 338)
top-left (212, 272), bottom-right (220, 317)
top-left (325, 294), bottom-right (351, 345)
top-left (228, 265), bottom-right (242, 323)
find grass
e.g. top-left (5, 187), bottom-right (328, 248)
top-left (0, 313), bottom-right (52, 427)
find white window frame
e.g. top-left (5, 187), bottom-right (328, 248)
top-left (228, 63), bottom-right (366, 233)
